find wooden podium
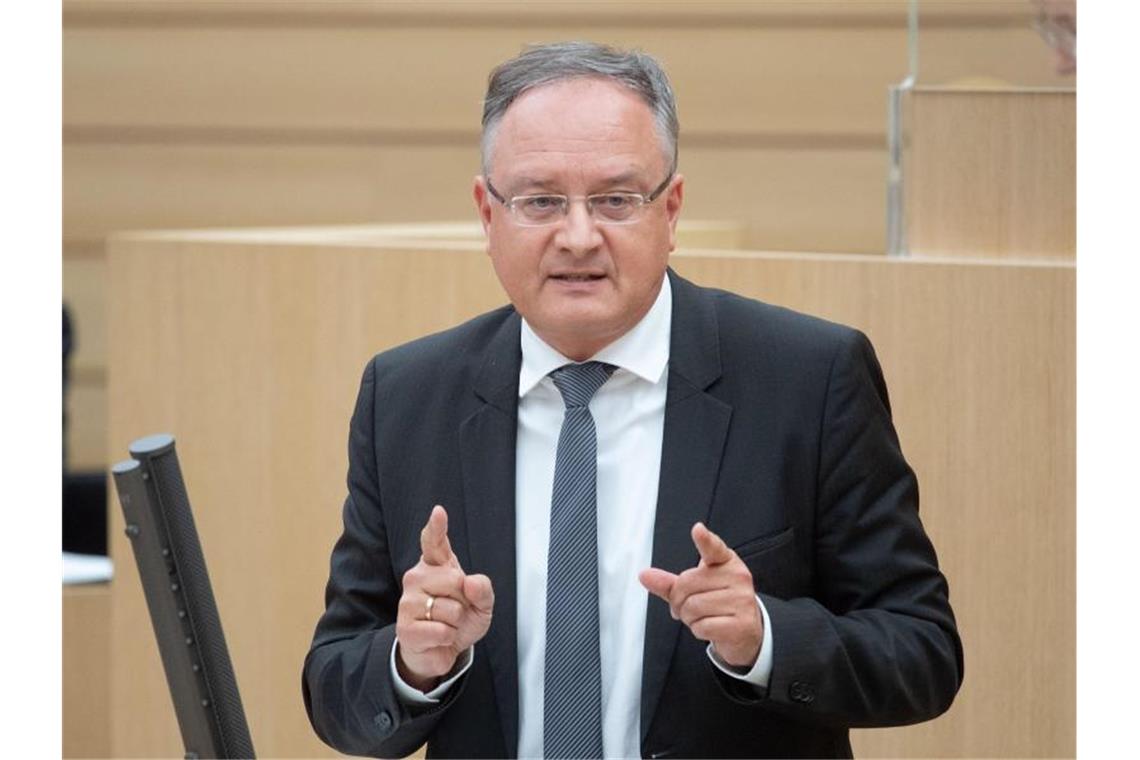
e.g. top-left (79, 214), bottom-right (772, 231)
top-left (903, 86), bottom-right (1075, 260)
top-left (101, 225), bottom-right (1073, 758)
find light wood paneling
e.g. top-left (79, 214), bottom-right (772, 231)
top-left (904, 87), bottom-right (1076, 259)
top-left (63, 1), bottom-right (1068, 137)
top-left (916, 23), bottom-right (1069, 86)
top-left (64, 21), bottom-right (1061, 139)
top-left (68, 381), bottom-right (108, 472)
top-left (63, 0), bottom-right (1075, 257)
top-left (684, 145), bottom-right (887, 253)
top-left (61, 0), bottom-right (1045, 24)
top-left (64, 143), bottom-right (882, 250)
top-left (64, 143), bottom-right (478, 240)
top-left (63, 583), bottom-right (112, 759)
top-left (108, 231), bottom-right (1073, 758)
top-left (63, 23), bottom-right (895, 137)
top-left (155, 219), bottom-right (747, 250)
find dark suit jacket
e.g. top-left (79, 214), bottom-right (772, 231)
top-left (302, 270), bottom-right (963, 758)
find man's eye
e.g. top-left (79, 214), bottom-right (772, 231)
top-left (598, 194), bottom-right (633, 208)
top-left (522, 196), bottom-right (561, 211)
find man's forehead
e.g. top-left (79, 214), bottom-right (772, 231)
top-left (490, 78), bottom-right (663, 180)
top-left (498, 78), bottom-right (654, 138)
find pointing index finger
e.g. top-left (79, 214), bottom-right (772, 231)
top-left (420, 505), bottom-right (455, 567)
top-left (692, 522), bottom-right (734, 567)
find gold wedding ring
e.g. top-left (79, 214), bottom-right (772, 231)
top-left (425, 594), bottom-right (436, 622)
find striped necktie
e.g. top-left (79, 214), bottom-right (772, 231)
top-left (544, 361), bottom-right (615, 760)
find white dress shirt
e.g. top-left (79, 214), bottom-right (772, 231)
top-left (391, 276), bottom-right (773, 758)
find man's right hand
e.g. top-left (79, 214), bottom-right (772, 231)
top-left (395, 505), bottom-right (495, 692)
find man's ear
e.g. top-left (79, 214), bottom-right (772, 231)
top-left (473, 176), bottom-right (493, 241)
top-left (665, 173), bottom-right (684, 252)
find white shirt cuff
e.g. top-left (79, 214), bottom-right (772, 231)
top-left (705, 594), bottom-right (773, 688)
top-left (389, 638), bottom-right (474, 704)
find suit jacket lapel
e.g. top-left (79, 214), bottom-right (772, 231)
top-left (460, 311), bottom-right (522, 757)
top-left (641, 270), bottom-right (733, 742)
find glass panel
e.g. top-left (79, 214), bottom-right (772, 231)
top-left (885, 1), bottom-right (1076, 256)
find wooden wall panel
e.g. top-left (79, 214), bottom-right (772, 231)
top-left (916, 23), bottom-right (1069, 85)
top-left (63, 584), bottom-right (112, 759)
top-left (68, 381), bottom-right (108, 472)
top-left (63, 1), bottom-right (1070, 137)
top-left (108, 232), bottom-right (1073, 758)
top-left (64, 23), bottom-right (898, 136)
top-left (64, 143), bottom-right (881, 252)
top-left (64, 143), bottom-right (480, 240)
top-left (63, 0), bottom-right (1074, 253)
top-left (905, 87), bottom-right (1076, 259)
top-left (684, 145), bottom-right (887, 254)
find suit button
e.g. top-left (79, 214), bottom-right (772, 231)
top-left (374, 710), bottom-right (393, 732)
top-left (789, 681), bottom-right (815, 704)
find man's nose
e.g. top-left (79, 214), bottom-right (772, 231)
top-left (555, 199), bottom-right (603, 255)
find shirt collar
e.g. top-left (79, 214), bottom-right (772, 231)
top-left (518, 274), bottom-right (672, 397)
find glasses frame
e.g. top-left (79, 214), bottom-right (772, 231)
top-left (485, 173), bottom-right (674, 227)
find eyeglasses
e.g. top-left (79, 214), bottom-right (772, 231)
top-left (485, 173), bottom-right (674, 227)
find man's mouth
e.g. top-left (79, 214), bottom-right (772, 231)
top-left (551, 273), bottom-right (605, 282)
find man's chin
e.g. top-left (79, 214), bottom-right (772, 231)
top-left (532, 311), bottom-right (624, 359)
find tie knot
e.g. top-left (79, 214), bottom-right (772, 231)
top-left (550, 362), bottom-right (615, 409)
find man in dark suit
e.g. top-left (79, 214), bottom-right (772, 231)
top-left (303, 42), bottom-right (962, 758)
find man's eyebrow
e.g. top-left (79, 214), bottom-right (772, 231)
top-left (506, 171), bottom-right (649, 194)
top-left (509, 177), bottom-right (560, 193)
top-left (595, 171), bottom-right (642, 189)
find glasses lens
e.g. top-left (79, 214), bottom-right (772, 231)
top-left (506, 190), bottom-right (654, 226)
top-left (591, 194), bottom-right (640, 223)
top-left (516, 195), bottom-right (566, 224)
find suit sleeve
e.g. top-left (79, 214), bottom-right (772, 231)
top-left (302, 359), bottom-right (464, 757)
top-left (718, 330), bottom-right (964, 728)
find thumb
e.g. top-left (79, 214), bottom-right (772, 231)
top-left (463, 573), bottom-right (495, 616)
top-left (639, 567), bottom-right (678, 601)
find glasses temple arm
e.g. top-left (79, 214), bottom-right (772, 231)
top-left (646, 173), bottom-right (674, 202)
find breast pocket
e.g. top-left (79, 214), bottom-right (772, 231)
top-left (733, 526), bottom-right (805, 599)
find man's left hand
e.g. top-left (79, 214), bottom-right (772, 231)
top-left (639, 522), bottom-right (763, 669)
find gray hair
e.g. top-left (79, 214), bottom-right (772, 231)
top-left (480, 41), bottom-right (679, 177)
